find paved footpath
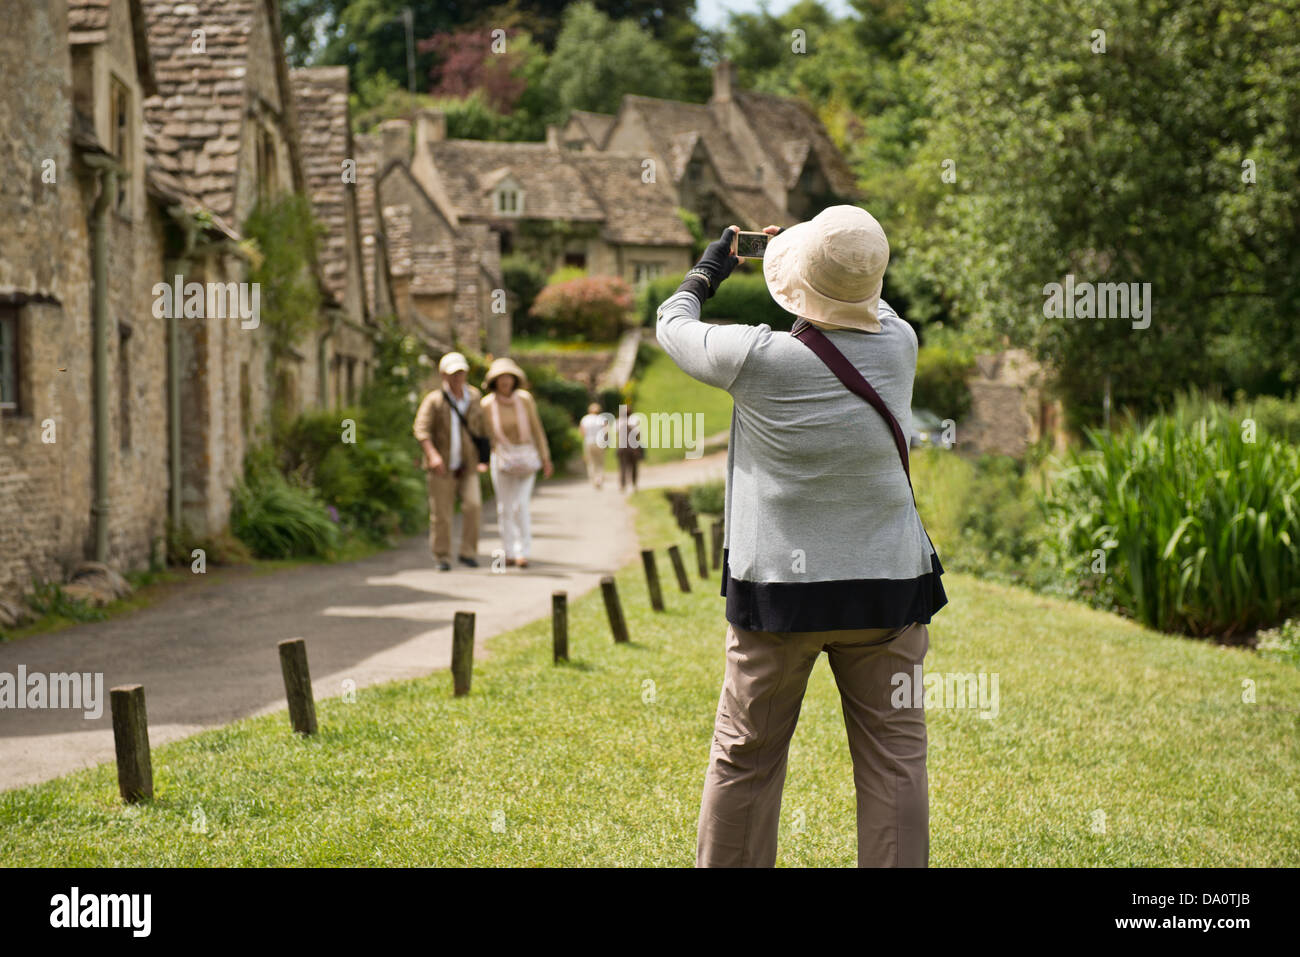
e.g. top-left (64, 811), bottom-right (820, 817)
top-left (0, 453), bottom-right (725, 791)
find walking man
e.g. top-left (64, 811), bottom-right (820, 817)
top-left (579, 402), bottom-right (607, 489)
top-left (413, 352), bottom-right (488, 571)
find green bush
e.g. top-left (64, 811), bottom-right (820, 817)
top-left (523, 363), bottom-right (591, 421)
top-left (501, 254), bottom-right (549, 337)
top-left (914, 345), bottom-right (974, 420)
top-left (535, 397), bottom-right (582, 471)
top-left (529, 275), bottom-right (632, 341)
top-left (688, 479), bottom-right (725, 516)
top-left (638, 270), bottom-right (794, 331)
top-left (1044, 405), bottom-right (1300, 639)
top-left (314, 439), bottom-right (426, 543)
top-left (230, 470), bottom-right (340, 560)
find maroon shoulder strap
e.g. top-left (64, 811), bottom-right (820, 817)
top-left (791, 320), bottom-right (912, 484)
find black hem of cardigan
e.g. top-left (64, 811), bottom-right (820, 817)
top-left (720, 548), bottom-right (948, 633)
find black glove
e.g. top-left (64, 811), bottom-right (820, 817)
top-left (676, 227), bottom-right (740, 305)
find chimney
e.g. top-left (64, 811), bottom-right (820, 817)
top-left (545, 123), bottom-right (561, 151)
top-left (378, 118), bottom-right (411, 166)
top-left (415, 109), bottom-right (446, 153)
top-left (712, 60), bottom-right (735, 103)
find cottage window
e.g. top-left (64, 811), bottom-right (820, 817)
top-left (633, 262), bottom-right (665, 285)
top-left (494, 187), bottom-right (522, 216)
top-left (0, 306), bottom-right (20, 414)
top-left (109, 75), bottom-right (131, 214)
top-left (117, 322), bottom-right (132, 449)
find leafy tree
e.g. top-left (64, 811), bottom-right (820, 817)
top-left (906, 0), bottom-right (1300, 420)
top-left (541, 1), bottom-right (685, 114)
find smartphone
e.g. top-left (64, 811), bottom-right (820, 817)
top-left (734, 230), bottom-right (771, 259)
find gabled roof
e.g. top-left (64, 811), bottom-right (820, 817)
top-left (423, 140), bottom-right (605, 221)
top-left (290, 66), bottom-right (356, 307)
top-left (566, 110), bottom-right (615, 149)
top-left (732, 89), bottom-right (858, 197)
top-left (142, 122), bottom-right (238, 239)
top-left (567, 152), bottom-right (694, 247)
top-left (140, 0), bottom-right (302, 223)
top-left (69, 0), bottom-right (157, 94)
top-left (618, 95), bottom-right (761, 192)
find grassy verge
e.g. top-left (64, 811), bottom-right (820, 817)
top-left (631, 348), bottom-right (732, 465)
top-left (1, 492), bottom-right (1297, 865)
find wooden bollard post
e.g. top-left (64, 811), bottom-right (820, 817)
top-left (692, 529), bottom-right (709, 579)
top-left (667, 544), bottom-right (692, 593)
top-left (110, 684), bottom-right (153, 803)
top-left (552, 591), bottom-right (568, 663)
top-left (277, 637), bottom-right (317, 735)
top-left (641, 549), bottom-right (665, 611)
top-left (710, 518), bottom-right (724, 570)
top-left (600, 575), bottom-right (630, 643)
top-left (670, 494), bottom-right (685, 530)
top-left (451, 611), bottom-right (476, 695)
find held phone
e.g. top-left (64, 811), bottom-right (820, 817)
top-left (733, 230), bottom-right (771, 259)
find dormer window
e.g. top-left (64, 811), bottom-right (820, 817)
top-left (494, 186), bottom-right (522, 216)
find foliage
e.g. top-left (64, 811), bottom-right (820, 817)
top-left (541, 1), bottom-right (685, 114)
top-left (676, 207), bottom-right (705, 258)
top-left (229, 469), bottom-right (340, 560)
top-left (22, 580), bottom-right (108, 624)
top-left (907, 0), bottom-right (1300, 421)
top-left (688, 479), bottom-right (725, 516)
top-left (529, 275), bottom-right (633, 341)
top-left (1043, 404), bottom-right (1300, 639)
top-left (166, 523), bottom-right (252, 568)
top-left (1254, 618), bottom-right (1300, 667)
top-left (535, 397), bottom-right (582, 470)
top-left (241, 194), bottom-right (324, 357)
top-left (522, 363), bottom-right (592, 422)
top-left (501, 254), bottom-right (549, 335)
top-left (637, 271), bottom-right (794, 330)
top-left (914, 345), bottom-right (974, 421)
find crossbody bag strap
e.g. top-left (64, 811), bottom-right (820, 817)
top-left (444, 390), bottom-right (474, 437)
top-left (790, 319), bottom-right (912, 488)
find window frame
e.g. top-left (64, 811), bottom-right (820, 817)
top-left (108, 73), bottom-right (132, 216)
top-left (0, 306), bottom-right (20, 415)
top-left (494, 186), bottom-right (522, 217)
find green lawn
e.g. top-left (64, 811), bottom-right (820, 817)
top-left (630, 348), bottom-right (733, 464)
top-left (1, 491), bottom-right (1297, 866)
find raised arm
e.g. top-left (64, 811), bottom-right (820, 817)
top-left (655, 226), bottom-right (764, 391)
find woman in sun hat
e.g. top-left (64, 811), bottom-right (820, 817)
top-left (480, 357), bottom-right (552, 568)
top-left (656, 205), bottom-right (948, 868)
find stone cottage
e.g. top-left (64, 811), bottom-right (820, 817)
top-left (290, 65), bottom-right (376, 407)
top-left (576, 61), bottom-right (860, 235)
top-left (0, 0), bottom-right (375, 609)
top-left (409, 111), bottom-right (696, 290)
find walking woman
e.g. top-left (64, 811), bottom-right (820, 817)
top-left (481, 358), bottom-right (552, 568)
top-left (657, 208), bottom-right (948, 867)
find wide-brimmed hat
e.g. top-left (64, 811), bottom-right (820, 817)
top-left (762, 205), bottom-right (890, 332)
top-left (438, 351), bottom-right (469, 375)
top-left (483, 356), bottom-right (529, 392)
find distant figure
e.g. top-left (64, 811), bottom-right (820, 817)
top-left (579, 402), bottom-right (607, 489)
top-left (481, 358), bottom-right (552, 568)
top-left (616, 404), bottom-right (643, 493)
top-left (412, 352), bottom-right (488, 571)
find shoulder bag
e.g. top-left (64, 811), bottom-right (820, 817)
top-left (445, 390), bottom-right (491, 465)
top-left (489, 395), bottom-right (542, 476)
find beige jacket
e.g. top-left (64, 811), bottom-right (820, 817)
top-left (413, 385), bottom-right (486, 468)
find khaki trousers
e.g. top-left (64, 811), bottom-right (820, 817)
top-left (583, 442), bottom-right (605, 488)
top-left (696, 620), bottom-right (930, 868)
top-left (426, 467), bottom-right (481, 561)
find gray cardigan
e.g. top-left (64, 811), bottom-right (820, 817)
top-left (655, 289), bottom-right (947, 631)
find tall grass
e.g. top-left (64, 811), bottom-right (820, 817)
top-left (1045, 404), bottom-right (1300, 639)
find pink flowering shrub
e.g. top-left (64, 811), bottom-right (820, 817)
top-left (528, 275), bottom-right (634, 341)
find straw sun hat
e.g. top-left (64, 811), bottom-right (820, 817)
top-left (482, 356), bottom-right (530, 392)
top-left (762, 205), bottom-right (890, 333)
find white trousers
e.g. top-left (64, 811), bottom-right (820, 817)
top-left (490, 457), bottom-right (536, 559)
